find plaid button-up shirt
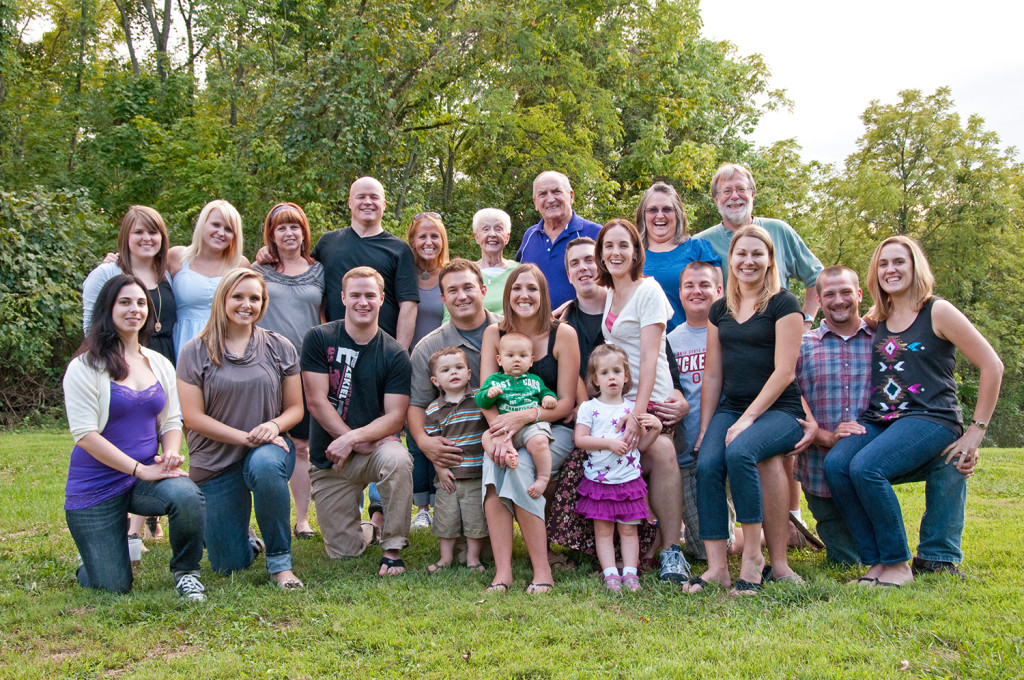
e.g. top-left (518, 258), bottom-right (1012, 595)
top-left (795, 320), bottom-right (874, 497)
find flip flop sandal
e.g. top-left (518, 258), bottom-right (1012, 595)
top-left (465, 563), bottom-right (487, 573)
top-left (486, 582), bottom-right (510, 593)
top-left (277, 577), bottom-right (304, 590)
top-left (526, 582), bottom-right (554, 594)
top-left (378, 556), bottom-right (405, 576)
top-left (730, 578), bottom-right (764, 596)
top-left (293, 525), bottom-right (316, 540)
top-left (427, 561), bottom-right (452, 574)
top-left (874, 580), bottom-right (902, 588)
top-left (683, 575), bottom-right (722, 594)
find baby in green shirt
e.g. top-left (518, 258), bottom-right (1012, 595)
top-left (475, 332), bottom-right (558, 498)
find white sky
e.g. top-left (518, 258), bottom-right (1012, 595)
top-left (700, 0), bottom-right (1024, 167)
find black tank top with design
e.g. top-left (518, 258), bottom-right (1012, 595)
top-left (863, 298), bottom-right (963, 436)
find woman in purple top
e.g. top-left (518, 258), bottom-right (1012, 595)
top-left (62, 274), bottom-right (206, 599)
top-left (825, 236), bottom-right (1002, 587)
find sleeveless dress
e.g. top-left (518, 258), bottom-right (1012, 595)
top-left (172, 260), bottom-right (222, 360)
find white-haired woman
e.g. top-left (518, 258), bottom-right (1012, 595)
top-left (468, 208), bottom-right (515, 317)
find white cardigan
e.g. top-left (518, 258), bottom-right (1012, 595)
top-left (63, 346), bottom-right (182, 443)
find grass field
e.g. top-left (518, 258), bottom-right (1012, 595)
top-left (1, 429), bottom-right (1022, 679)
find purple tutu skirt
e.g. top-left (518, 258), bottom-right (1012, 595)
top-left (575, 476), bottom-right (649, 523)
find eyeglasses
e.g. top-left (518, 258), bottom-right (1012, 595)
top-left (414, 212), bottom-right (442, 220)
top-left (718, 187), bottom-right (751, 198)
top-left (645, 207), bottom-right (675, 216)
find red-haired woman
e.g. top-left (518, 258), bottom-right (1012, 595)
top-left (252, 202), bottom-right (325, 540)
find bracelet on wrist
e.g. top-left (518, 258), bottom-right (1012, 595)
top-left (269, 419), bottom-right (281, 433)
top-left (971, 418), bottom-right (988, 430)
top-left (131, 461), bottom-right (139, 477)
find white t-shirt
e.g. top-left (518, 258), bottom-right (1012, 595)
top-left (576, 398), bottom-right (644, 484)
top-left (602, 276), bottom-right (674, 404)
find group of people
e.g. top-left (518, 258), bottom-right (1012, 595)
top-left (63, 163), bottom-right (1002, 600)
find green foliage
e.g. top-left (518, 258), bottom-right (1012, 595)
top-left (805, 89), bottom-right (1024, 444)
top-left (0, 188), bottom-right (108, 426)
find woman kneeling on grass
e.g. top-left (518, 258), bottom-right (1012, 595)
top-left (824, 236), bottom-right (1002, 587)
top-left (177, 269), bottom-right (305, 589)
top-left (63, 274), bottom-right (206, 599)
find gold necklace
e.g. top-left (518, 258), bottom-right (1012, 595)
top-left (152, 282), bottom-right (163, 333)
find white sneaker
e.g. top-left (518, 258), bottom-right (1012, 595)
top-left (175, 574), bottom-right (206, 602)
top-left (411, 507), bottom-right (432, 530)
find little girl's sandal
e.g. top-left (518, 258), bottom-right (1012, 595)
top-left (603, 574), bottom-right (622, 593)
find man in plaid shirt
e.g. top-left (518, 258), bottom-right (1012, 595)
top-left (797, 266), bottom-right (970, 577)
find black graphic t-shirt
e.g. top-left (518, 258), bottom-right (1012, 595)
top-left (300, 321), bottom-right (411, 469)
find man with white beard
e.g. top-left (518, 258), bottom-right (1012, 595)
top-left (694, 163), bottom-right (823, 329)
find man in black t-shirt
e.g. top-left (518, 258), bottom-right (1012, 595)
top-left (302, 267), bottom-right (413, 575)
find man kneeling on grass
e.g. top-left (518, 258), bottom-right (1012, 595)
top-left (301, 267), bottom-right (414, 576)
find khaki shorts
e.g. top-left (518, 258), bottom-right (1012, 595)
top-left (511, 420), bottom-right (553, 450)
top-left (431, 476), bottom-right (488, 540)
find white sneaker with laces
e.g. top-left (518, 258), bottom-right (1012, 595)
top-left (175, 574), bottom-right (206, 602)
top-left (411, 507), bottom-right (432, 530)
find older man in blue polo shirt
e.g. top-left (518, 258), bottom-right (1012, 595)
top-left (516, 171), bottom-right (602, 308)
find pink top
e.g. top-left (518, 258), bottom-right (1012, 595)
top-left (604, 312), bottom-right (618, 333)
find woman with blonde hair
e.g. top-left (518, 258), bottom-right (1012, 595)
top-left (177, 268), bottom-right (305, 589)
top-left (687, 224), bottom-right (805, 594)
top-left (252, 202), bottom-right (325, 540)
top-left (169, 199), bottom-right (249, 359)
top-left (824, 235), bottom-right (1002, 587)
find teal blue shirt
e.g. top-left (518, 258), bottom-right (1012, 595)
top-left (693, 217), bottom-right (823, 290)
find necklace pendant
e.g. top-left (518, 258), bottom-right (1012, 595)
top-left (154, 322), bottom-right (162, 332)
top-left (421, 270), bottom-right (430, 281)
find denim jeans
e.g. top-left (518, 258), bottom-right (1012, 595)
top-left (809, 448), bottom-right (968, 565)
top-left (198, 441), bottom-right (295, 575)
top-left (824, 417), bottom-right (958, 565)
top-left (804, 492), bottom-right (861, 566)
top-left (66, 476), bottom-right (205, 593)
top-left (406, 429), bottom-right (435, 508)
top-left (696, 409), bottom-right (802, 540)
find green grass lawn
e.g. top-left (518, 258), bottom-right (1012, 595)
top-left (1, 429), bottom-right (1022, 679)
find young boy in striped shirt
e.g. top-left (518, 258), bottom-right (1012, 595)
top-left (423, 347), bottom-right (490, 573)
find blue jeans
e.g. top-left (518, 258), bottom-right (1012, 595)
top-left (809, 449), bottom-right (968, 565)
top-left (198, 441), bottom-right (295, 575)
top-left (66, 476), bottom-right (205, 593)
top-left (358, 483), bottom-right (382, 511)
top-left (824, 417), bottom-right (959, 565)
top-left (406, 429), bottom-right (435, 508)
top-left (696, 409), bottom-right (802, 540)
